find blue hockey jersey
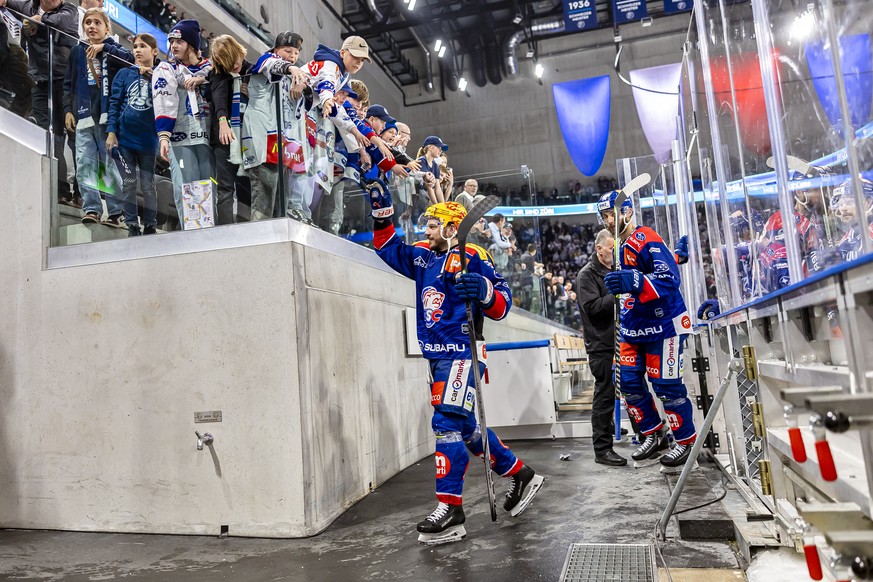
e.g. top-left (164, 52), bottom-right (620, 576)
top-left (373, 222), bottom-right (511, 360)
top-left (618, 226), bottom-right (692, 342)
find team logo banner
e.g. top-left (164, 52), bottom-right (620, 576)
top-left (552, 75), bottom-right (611, 176)
top-left (663, 0), bottom-right (692, 14)
top-left (612, 0), bottom-right (647, 25)
top-left (563, 0), bottom-right (597, 32)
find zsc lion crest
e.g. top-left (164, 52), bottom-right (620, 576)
top-left (422, 286), bottom-right (445, 328)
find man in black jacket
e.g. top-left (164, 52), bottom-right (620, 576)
top-left (575, 228), bottom-right (627, 466)
top-left (1, 0), bottom-right (78, 204)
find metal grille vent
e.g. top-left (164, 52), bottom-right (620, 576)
top-left (559, 543), bottom-right (656, 582)
top-left (735, 359), bottom-right (762, 480)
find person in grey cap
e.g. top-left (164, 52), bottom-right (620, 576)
top-left (305, 34), bottom-right (370, 119)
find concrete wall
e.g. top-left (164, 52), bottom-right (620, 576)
top-left (408, 19), bottom-right (692, 190)
top-left (0, 130), bottom-right (571, 537)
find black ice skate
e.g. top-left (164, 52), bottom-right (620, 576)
top-left (659, 441), bottom-right (697, 473)
top-left (503, 465), bottom-right (546, 517)
top-left (631, 428), bottom-right (670, 466)
top-left (416, 502), bottom-right (466, 546)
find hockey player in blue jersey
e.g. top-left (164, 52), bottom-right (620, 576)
top-left (829, 177), bottom-right (873, 262)
top-left (598, 191), bottom-right (697, 468)
top-left (368, 192), bottom-right (544, 545)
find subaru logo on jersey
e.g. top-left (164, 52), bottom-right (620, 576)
top-left (635, 232), bottom-right (646, 241)
top-left (422, 287), bottom-right (445, 328)
top-left (654, 260), bottom-right (669, 273)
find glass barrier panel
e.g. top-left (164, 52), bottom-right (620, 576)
top-left (695, 0), bottom-right (769, 308)
top-left (830, 0), bottom-right (873, 262)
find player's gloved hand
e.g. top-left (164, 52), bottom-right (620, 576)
top-left (603, 270), bottom-right (644, 295)
top-left (675, 235), bottom-right (689, 265)
top-left (368, 179), bottom-right (394, 219)
top-left (697, 299), bottom-right (721, 321)
top-left (455, 272), bottom-right (495, 306)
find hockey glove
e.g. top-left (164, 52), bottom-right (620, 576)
top-left (697, 299), bottom-right (721, 321)
top-left (603, 270), bottom-right (644, 295)
top-left (455, 272), bottom-right (495, 306)
top-left (675, 235), bottom-right (689, 265)
top-left (368, 179), bottom-right (394, 219)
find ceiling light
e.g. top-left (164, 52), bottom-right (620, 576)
top-left (438, 45), bottom-right (447, 58)
top-left (790, 9), bottom-right (815, 41)
top-left (407, 0), bottom-right (416, 10)
top-left (534, 63), bottom-right (544, 78)
top-left (458, 77), bottom-right (468, 92)
top-left (434, 39), bottom-right (442, 52)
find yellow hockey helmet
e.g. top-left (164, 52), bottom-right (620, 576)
top-left (423, 201), bottom-right (467, 227)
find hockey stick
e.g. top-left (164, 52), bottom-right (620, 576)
top-left (610, 173), bottom-right (650, 439)
top-left (457, 194), bottom-right (501, 523)
top-left (612, 190), bottom-right (628, 440)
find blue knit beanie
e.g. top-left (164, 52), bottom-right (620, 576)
top-left (168, 19), bottom-right (201, 52)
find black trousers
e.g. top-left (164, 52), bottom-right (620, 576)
top-left (32, 79), bottom-right (74, 200)
top-left (589, 351), bottom-right (618, 455)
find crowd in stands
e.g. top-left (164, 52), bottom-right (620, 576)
top-left (0, 0), bottom-right (652, 330)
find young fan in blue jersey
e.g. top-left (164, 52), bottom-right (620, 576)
top-left (367, 191), bottom-right (545, 545)
top-left (106, 33), bottom-right (159, 236)
top-left (599, 191), bottom-right (697, 469)
top-left (64, 8), bottom-right (134, 226)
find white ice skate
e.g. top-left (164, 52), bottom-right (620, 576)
top-left (417, 503), bottom-right (467, 546)
top-left (417, 525), bottom-right (467, 546)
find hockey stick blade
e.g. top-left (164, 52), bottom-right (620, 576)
top-left (619, 172), bottom-right (651, 199)
top-left (766, 155), bottom-right (814, 177)
top-left (457, 195), bottom-right (501, 253)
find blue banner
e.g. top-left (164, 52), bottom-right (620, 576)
top-left (552, 75), bottom-right (611, 176)
top-left (103, 0), bottom-right (168, 55)
top-left (563, 0), bottom-right (598, 32)
top-left (663, 0), bottom-right (692, 14)
top-left (612, 0), bottom-right (647, 24)
top-left (806, 34), bottom-right (873, 132)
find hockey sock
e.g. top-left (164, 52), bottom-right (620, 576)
top-left (434, 432), bottom-right (469, 505)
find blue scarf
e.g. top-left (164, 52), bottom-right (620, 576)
top-left (73, 40), bottom-right (112, 128)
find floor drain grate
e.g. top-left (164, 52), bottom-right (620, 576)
top-left (559, 543), bottom-right (657, 582)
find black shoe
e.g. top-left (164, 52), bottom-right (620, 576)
top-left (143, 225), bottom-right (157, 235)
top-left (620, 428), bottom-right (629, 436)
top-left (102, 214), bottom-right (126, 229)
top-left (595, 450), bottom-right (628, 466)
top-left (631, 429), bottom-right (670, 461)
top-left (128, 225), bottom-right (142, 237)
top-left (416, 502), bottom-right (465, 534)
top-left (660, 442), bottom-right (694, 468)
